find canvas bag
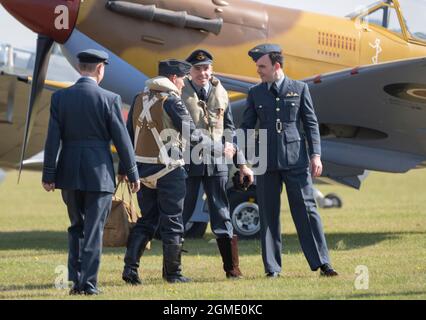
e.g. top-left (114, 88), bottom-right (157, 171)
top-left (103, 181), bottom-right (139, 247)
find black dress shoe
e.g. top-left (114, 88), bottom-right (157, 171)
top-left (83, 287), bottom-right (101, 296)
top-left (320, 264), bottom-right (338, 277)
top-left (69, 285), bottom-right (81, 296)
top-left (266, 272), bottom-right (280, 278)
top-left (165, 275), bottom-right (191, 283)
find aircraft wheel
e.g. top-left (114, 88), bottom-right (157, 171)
top-left (229, 187), bottom-right (260, 239)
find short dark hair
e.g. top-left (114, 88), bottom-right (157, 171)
top-left (268, 52), bottom-right (284, 68)
top-left (78, 62), bottom-right (100, 73)
top-left (159, 71), bottom-right (173, 78)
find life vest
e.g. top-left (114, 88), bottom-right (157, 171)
top-left (132, 76), bottom-right (185, 189)
top-left (181, 76), bottom-right (228, 142)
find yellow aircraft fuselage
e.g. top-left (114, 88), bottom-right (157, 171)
top-left (75, 0), bottom-right (426, 80)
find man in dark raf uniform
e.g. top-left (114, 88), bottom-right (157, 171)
top-left (119, 59), bottom-right (214, 285)
top-left (181, 49), bottom-right (247, 279)
top-left (42, 49), bottom-right (140, 295)
top-left (240, 44), bottom-right (338, 277)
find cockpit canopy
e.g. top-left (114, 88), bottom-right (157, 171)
top-left (348, 0), bottom-right (426, 43)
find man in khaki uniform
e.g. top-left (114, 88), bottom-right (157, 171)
top-left (181, 49), bottom-right (251, 278)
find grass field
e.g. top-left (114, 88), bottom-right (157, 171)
top-left (0, 169), bottom-right (425, 300)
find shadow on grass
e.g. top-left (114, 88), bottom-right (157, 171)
top-left (0, 231), bottom-right (67, 251)
top-left (348, 290), bottom-right (426, 299)
top-left (0, 283), bottom-right (64, 299)
top-left (0, 283), bottom-right (56, 292)
top-left (0, 292), bottom-right (58, 299)
top-left (0, 283), bottom-right (121, 299)
top-left (0, 230), bottom-right (422, 256)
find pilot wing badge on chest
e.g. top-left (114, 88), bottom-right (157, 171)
top-left (285, 92), bottom-right (299, 97)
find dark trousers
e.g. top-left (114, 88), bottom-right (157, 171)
top-left (256, 167), bottom-right (330, 273)
top-left (132, 168), bottom-right (186, 244)
top-left (62, 190), bottom-right (112, 291)
top-left (182, 175), bottom-right (233, 239)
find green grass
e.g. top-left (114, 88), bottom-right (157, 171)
top-left (0, 169), bottom-right (425, 300)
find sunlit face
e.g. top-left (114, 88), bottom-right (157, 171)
top-left (190, 64), bottom-right (212, 87)
top-left (256, 54), bottom-right (279, 83)
top-left (171, 75), bottom-right (186, 92)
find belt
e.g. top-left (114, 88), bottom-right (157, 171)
top-left (62, 140), bottom-right (110, 148)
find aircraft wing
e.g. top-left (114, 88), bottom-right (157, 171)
top-left (317, 161), bottom-right (369, 189)
top-left (0, 70), bottom-right (72, 169)
top-left (215, 72), bottom-right (258, 94)
top-left (218, 57), bottom-right (426, 189)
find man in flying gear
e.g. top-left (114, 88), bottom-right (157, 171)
top-left (118, 59), bottom-right (221, 285)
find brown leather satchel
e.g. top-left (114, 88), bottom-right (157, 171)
top-left (103, 181), bottom-right (139, 247)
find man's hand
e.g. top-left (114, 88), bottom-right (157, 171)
top-left (239, 164), bottom-right (254, 186)
top-left (310, 155), bottom-right (323, 178)
top-left (117, 175), bottom-right (127, 183)
top-left (42, 182), bottom-right (55, 192)
top-left (224, 142), bottom-right (236, 159)
top-left (129, 180), bottom-right (141, 193)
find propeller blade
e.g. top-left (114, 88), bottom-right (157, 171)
top-left (18, 35), bottom-right (54, 183)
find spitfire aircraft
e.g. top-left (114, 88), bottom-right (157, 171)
top-left (0, 0), bottom-right (425, 236)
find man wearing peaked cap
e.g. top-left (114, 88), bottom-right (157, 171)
top-left (239, 43), bottom-right (338, 278)
top-left (119, 57), bottom-right (218, 285)
top-left (185, 49), bottom-right (213, 66)
top-left (77, 49), bottom-right (110, 65)
top-left (158, 59), bottom-right (192, 78)
top-left (42, 49), bottom-right (140, 295)
top-left (181, 49), bottom-right (253, 279)
top-left (248, 43), bottom-right (282, 62)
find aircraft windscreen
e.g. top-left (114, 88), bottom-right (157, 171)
top-left (346, 1), bottom-right (383, 18)
top-left (359, 3), bottom-right (403, 35)
top-left (398, 0), bottom-right (426, 41)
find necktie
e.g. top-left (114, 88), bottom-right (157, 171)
top-left (270, 82), bottom-right (279, 97)
top-left (199, 87), bottom-right (206, 101)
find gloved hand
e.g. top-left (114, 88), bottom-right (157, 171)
top-left (232, 171), bottom-right (251, 191)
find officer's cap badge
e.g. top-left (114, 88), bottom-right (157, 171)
top-left (197, 53), bottom-right (206, 61)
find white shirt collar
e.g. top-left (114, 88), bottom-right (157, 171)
top-left (81, 76), bottom-right (98, 84)
top-left (192, 81), bottom-right (210, 94)
top-left (267, 75), bottom-right (285, 90)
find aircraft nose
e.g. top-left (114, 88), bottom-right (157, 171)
top-left (0, 0), bottom-right (80, 43)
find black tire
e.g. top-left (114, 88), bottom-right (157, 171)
top-left (184, 221), bottom-right (208, 238)
top-left (228, 186), bottom-right (260, 239)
